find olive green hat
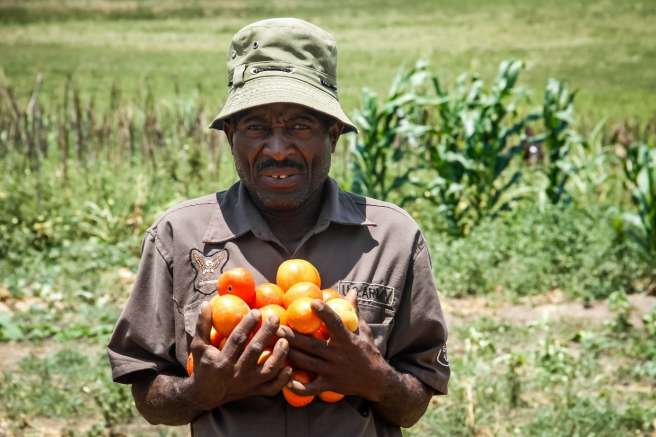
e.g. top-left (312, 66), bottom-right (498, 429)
top-left (209, 18), bottom-right (356, 133)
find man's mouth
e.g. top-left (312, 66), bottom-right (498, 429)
top-left (258, 167), bottom-right (304, 189)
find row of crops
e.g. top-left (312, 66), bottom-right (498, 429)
top-left (0, 60), bottom-right (654, 301)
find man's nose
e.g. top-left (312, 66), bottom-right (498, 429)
top-left (263, 126), bottom-right (292, 160)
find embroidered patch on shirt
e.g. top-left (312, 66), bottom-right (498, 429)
top-left (190, 248), bottom-right (228, 295)
top-left (436, 345), bottom-right (449, 367)
top-left (337, 281), bottom-right (395, 310)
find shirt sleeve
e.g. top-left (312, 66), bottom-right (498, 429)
top-left (385, 233), bottom-right (450, 394)
top-left (107, 227), bottom-right (180, 384)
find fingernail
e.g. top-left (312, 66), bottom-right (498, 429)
top-left (252, 309), bottom-right (261, 319)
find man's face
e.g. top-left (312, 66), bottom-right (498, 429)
top-left (224, 103), bottom-right (343, 211)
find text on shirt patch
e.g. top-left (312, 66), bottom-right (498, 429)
top-left (337, 281), bottom-right (395, 310)
top-left (190, 248), bottom-right (228, 295)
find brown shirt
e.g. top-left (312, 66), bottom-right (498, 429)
top-left (108, 178), bottom-right (449, 437)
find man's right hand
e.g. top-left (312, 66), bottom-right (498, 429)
top-left (187, 301), bottom-right (292, 411)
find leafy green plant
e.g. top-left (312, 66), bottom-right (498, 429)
top-left (418, 60), bottom-right (535, 236)
top-left (536, 79), bottom-right (581, 205)
top-left (607, 290), bottom-right (632, 333)
top-left (618, 143), bottom-right (656, 269)
top-left (349, 62), bottom-right (433, 202)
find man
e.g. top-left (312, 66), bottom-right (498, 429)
top-left (108, 18), bottom-right (449, 436)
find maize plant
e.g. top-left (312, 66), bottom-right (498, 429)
top-left (418, 60), bottom-right (537, 236)
top-left (349, 61), bottom-right (435, 203)
top-left (536, 79), bottom-right (581, 205)
top-left (619, 143), bottom-right (656, 268)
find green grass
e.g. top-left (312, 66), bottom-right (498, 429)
top-left (1, 305), bottom-right (654, 435)
top-left (1, 0), bottom-right (656, 121)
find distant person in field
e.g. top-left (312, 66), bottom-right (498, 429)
top-left (107, 17), bottom-right (449, 436)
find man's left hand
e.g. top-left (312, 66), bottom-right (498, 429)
top-left (276, 290), bottom-right (392, 402)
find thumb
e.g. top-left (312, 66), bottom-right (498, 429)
top-left (195, 301), bottom-right (213, 345)
top-left (345, 287), bottom-right (359, 315)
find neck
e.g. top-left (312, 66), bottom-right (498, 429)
top-left (260, 183), bottom-right (326, 253)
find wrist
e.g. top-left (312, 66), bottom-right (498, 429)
top-left (184, 375), bottom-right (226, 412)
top-left (364, 356), bottom-right (397, 403)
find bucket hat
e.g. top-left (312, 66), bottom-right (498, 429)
top-left (209, 18), bottom-right (356, 133)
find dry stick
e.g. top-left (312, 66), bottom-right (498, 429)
top-left (4, 86), bottom-right (24, 149)
top-left (73, 85), bottom-right (84, 164)
top-left (86, 96), bottom-right (97, 160)
top-left (464, 379), bottom-right (477, 434)
top-left (61, 77), bottom-right (72, 181)
top-left (25, 74), bottom-right (44, 206)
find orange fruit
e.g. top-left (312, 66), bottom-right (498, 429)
top-left (319, 391), bottom-right (344, 403)
top-left (258, 304), bottom-right (288, 330)
top-left (283, 282), bottom-right (322, 309)
top-left (283, 369), bottom-right (315, 407)
top-left (210, 327), bottom-right (222, 348)
top-left (217, 267), bottom-right (256, 307)
top-left (287, 297), bottom-right (321, 334)
top-left (186, 353), bottom-right (194, 376)
top-left (254, 283), bottom-right (285, 308)
top-left (276, 259), bottom-right (321, 291)
top-left (312, 322), bottom-right (330, 341)
top-left (322, 288), bottom-right (341, 301)
top-left (257, 348), bottom-right (273, 365)
top-left (211, 294), bottom-right (250, 336)
top-left (326, 298), bottom-right (359, 332)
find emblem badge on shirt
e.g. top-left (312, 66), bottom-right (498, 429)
top-left (190, 248), bottom-right (228, 295)
top-left (436, 345), bottom-right (449, 367)
top-left (337, 281), bottom-right (395, 310)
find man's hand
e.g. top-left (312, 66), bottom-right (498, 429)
top-left (188, 301), bottom-right (293, 410)
top-left (276, 290), bottom-right (389, 401)
top-left (277, 290), bottom-right (433, 428)
top-left (131, 301), bottom-right (292, 425)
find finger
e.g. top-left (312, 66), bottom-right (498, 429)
top-left (311, 300), bottom-right (350, 342)
top-left (287, 375), bottom-right (326, 396)
top-left (260, 337), bottom-right (289, 378)
top-left (358, 318), bottom-right (375, 341)
top-left (191, 301), bottom-right (212, 352)
top-left (276, 325), bottom-right (330, 358)
top-left (221, 309), bottom-right (260, 362)
top-left (258, 365), bottom-right (293, 397)
top-left (239, 314), bottom-right (280, 368)
top-left (287, 348), bottom-right (328, 373)
top-left (345, 288), bottom-right (359, 314)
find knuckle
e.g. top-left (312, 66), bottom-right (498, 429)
top-left (231, 332), bottom-right (248, 345)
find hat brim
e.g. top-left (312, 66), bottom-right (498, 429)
top-left (209, 75), bottom-right (356, 134)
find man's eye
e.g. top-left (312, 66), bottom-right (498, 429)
top-left (291, 123), bottom-right (309, 130)
top-left (246, 124), bottom-right (266, 131)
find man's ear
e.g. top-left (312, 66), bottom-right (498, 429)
top-left (328, 120), bottom-right (344, 153)
top-left (222, 119), bottom-right (235, 149)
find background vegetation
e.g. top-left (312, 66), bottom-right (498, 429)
top-left (1, 0), bottom-right (655, 435)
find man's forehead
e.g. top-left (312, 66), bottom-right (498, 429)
top-left (237, 103), bottom-right (323, 120)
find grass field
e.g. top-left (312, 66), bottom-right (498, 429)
top-left (1, 1), bottom-right (656, 436)
top-left (1, 0), bottom-right (655, 121)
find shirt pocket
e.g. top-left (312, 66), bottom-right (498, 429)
top-left (358, 303), bottom-right (395, 356)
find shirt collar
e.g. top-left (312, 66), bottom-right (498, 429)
top-left (202, 178), bottom-right (375, 244)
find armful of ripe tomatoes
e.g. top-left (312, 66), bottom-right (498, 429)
top-left (131, 302), bottom-right (293, 425)
top-left (278, 290), bottom-right (433, 428)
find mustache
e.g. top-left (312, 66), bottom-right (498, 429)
top-left (256, 159), bottom-right (304, 172)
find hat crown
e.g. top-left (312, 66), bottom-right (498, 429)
top-left (228, 18), bottom-right (337, 81)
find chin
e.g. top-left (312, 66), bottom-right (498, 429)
top-left (253, 191), bottom-right (309, 211)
